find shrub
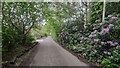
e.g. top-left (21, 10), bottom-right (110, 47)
top-left (59, 14), bottom-right (120, 67)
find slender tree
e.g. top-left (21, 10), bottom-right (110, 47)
top-left (102, 0), bottom-right (106, 23)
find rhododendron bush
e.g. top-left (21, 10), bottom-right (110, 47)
top-left (59, 15), bottom-right (120, 67)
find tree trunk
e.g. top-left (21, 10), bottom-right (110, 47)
top-left (102, 0), bottom-right (106, 23)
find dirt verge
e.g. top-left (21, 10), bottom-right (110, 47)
top-left (2, 42), bottom-right (38, 68)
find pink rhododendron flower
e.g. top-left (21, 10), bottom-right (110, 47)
top-left (107, 41), bottom-right (118, 46)
top-left (111, 16), bottom-right (117, 19)
top-left (111, 42), bottom-right (118, 46)
top-left (114, 42), bottom-right (118, 45)
top-left (107, 41), bottom-right (113, 44)
top-left (93, 39), bottom-right (99, 42)
top-left (108, 24), bottom-right (114, 28)
top-left (103, 51), bottom-right (111, 55)
top-left (93, 30), bottom-right (97, 33)
top-left (103, 51), bottom-right (107, 54)
top-left (111, 43), bottom-right (116, 46)
top-left (103, 28), bottom-right (109, 33)
top-left (100, 28), bottom-right (110, 35)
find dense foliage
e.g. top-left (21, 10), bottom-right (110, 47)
top-left (2, 2), bottom-right (41, 61)
top-left (59, 15), bottom-right (120, 68)
top-left (58, 2), bottom-right (120, 68)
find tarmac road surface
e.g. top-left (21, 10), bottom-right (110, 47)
top-left (22, 36), bottom-right (89, 67)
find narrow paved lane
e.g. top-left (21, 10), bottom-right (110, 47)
top-left (22, 36), bottom-right (88, 66)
